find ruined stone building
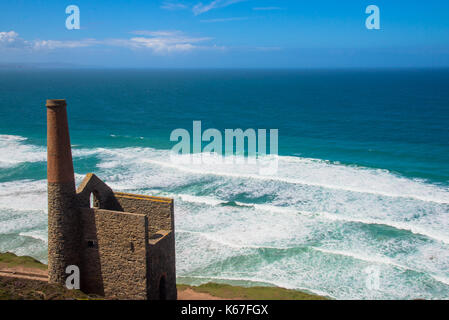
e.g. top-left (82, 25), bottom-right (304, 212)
top-left (46, 99), bottom-right (176, 300)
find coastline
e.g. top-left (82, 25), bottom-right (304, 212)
top-left (0, 252), bottom-right (327, 300)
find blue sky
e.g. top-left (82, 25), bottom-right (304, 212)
top-left (1, 0), bottom-right (449, 68)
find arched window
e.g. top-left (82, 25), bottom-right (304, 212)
top-left (89, 192), bottom-right (95, 208)
top-left (89, 191), bottom-right (101, 208)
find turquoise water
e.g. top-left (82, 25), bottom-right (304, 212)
top-left (0, 69), bottom-right (448, 299)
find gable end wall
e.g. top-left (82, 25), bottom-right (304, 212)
top-left (79, 208), bottom-right (149, 300)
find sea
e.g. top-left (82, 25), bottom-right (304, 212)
top-left (0, 69), bottom-right (448, 299)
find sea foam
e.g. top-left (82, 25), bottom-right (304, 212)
top-left (0, 134), bottom-right (448, 299)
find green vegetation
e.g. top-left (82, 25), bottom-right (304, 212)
top-left (0, 252), bottom-right (98, 300)
top-left (0, 276), bottom-right (94, 300)
top-left (177, 283), bottom-right (329, 300)
top-left (0, 252), bottom-right (47, 270)
top-left (0, 252), bottom-right (328, 300)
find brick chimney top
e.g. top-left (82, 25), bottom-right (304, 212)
top-left (46, 99), bottom-right (67, 108)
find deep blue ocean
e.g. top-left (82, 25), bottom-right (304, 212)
top-left (0, 69), bottom-right (448, 299)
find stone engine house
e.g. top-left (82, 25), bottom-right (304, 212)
top-left (46, 99), bottom-right (176, 300)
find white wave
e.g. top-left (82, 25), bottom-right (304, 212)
top-left (174, 193), bottom-right (449, 245)
top-left (0, 180), bottom-right (47, 235)
top-left (0, 135), bottom-right (26, 141)
top-left (0, 134), bottom-right (105, 169)
top-left (431, 275), bottom-right (449, 286)
top-left (146, 156), bottom-right (449, 204)
top-left (178, 194), bottom-right (224, 206)
top-left (177, 229), bottom-right (287, 250)
top-left (0, 207), bottom-right (46, 234)
top-left (19, 230), bottom-right (47, 243)
top-left (177, 228), bottom-right (449, 287)
top-left (312, 247), bottom-right (449, 287)
top-left (1, 137), bottom-right (449, 299)
top-left (176, 229), bottom-right (449, 299)
top-left (2, 136), bottom-right (448, 204)
top-left (89, 147), bottom-right (449, 244)
top-left (94, 147), bottom-right (446, 204)
top-left (318, 211), bottom-right (449, 245)
top-left (312, 247), bottom-right (406, 269)
top-left (72, 148), bottom-right (102, 158)
top-left (0, 179), bottom-right (47, 211)
top-left (0, 135), bottom-right (46, 168)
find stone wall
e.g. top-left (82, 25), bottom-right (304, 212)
top-left (113, 192), bottom-right (174, 234)
top-left (112, 193), bottom-right (177, 300)
top-left (71, 174), bottom-right (177, 300)
top-left (147, 230), bottom-right (177, 300)
top-left (79, 208), bottom-right (149, 300)
top-left (47, 182), bottom-right (80, 285)
top-left (76, 173), bottom-right (120, 210)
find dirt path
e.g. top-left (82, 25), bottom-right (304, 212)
top-left (0, 265), bottom-right (48, 282)
top-left (0, 265), bottom-right (228, 300)
top-left (177, 288), bottom-right (231, 300)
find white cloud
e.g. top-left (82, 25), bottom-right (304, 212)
top-left (193, 0), bottom-right (247, 15)
top-left (129, 38), bottom-right (196, 52)
top-left (131, 30), bottom-right (182, 37)
top-left (0, 31), bottom-right (97, 51)
top-left (160, 1), bottom-right (188, 10)
top-left (253, 7), bottom-right (282, 11)
top-left (109, 30), bottom-right (214, 54)
top-left (33, 39), bottom-right (98, 50)
top-left (0, 30), bottom-right (216, 55)
top-left (161, 0), bottom-right (248, 15)
top-left (0, 31), bottom-right (30, 49)
top-left (200, 16), bottom-right (248, 23)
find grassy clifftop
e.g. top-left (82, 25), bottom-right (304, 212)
top-left (0, 252), bottom-right (47, 270)
top-left (0, 252), bottom-right (95, 300)
top-left (0, 252), bottom-right (328, 300)
top-left (0, 276), bottom-right (94, 300)
top-left (177, 283), bottom-right (328, 300)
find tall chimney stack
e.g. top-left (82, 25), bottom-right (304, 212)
top-left (46, 99), bottom-right (80, 284)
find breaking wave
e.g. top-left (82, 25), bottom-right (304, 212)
top-left (0, 134), bottom-right (448, 299)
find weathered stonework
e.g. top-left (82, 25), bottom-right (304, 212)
top-left (79, 208), bottom-right (148, 299)
top-left (47, 182), bottom-right (80, 284)
top-left (147, 230), bottom-right (177, 300)
top-left (46, 99), bottom-right (177, 300)
top-left (113, 192), bottom-right (174, 234)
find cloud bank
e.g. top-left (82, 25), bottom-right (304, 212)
top-left (193, 0), bottom-right (247, 15)
top-left (0, 30), bottom-right (216, 54)
top-left (0, 31), bottom-right (29, 49)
